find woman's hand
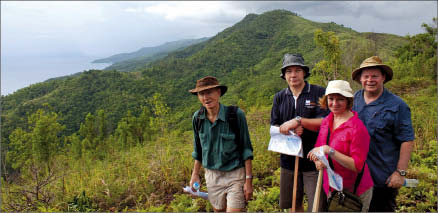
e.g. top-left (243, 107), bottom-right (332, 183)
top-left (315, 160), bottom-right (326, 170)
top-left (307, 147), bottom-right (319, 161)
top-left (307, 146), bottom-right (329, 161)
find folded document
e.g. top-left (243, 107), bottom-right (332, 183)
top-left (268, 126), bottom-right (303, 157)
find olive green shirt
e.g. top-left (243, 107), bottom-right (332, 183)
top-left (192, 104), bottom-right (254, 171)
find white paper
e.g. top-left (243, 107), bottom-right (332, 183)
top-left (268, 126), bottom-right (303, 157)
top-left (314, 147), bottom-right (343, 191)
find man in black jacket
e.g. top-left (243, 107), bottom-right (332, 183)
top-left (270, 53), bottom-right (328, 211)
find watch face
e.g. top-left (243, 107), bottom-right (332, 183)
top-left (398, 170), bottom-right (406, 176)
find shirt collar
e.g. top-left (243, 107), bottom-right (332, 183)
top-left (199, 103), bottom-right (226, 122)
top-left (328, 111), bottom-right (358, 130)
top-left (217, 103), bottom-right (226, 122)
top-left (364, 87), bottom-right (388, 106)
top-left (357, 87), bottom-right (389, 106)
top-left (285, 81), bottom-right (310, 96)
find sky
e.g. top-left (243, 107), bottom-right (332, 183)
top-left (1, 1), bottom-right (437, 95)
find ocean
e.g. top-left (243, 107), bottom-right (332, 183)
top-left (1, 55), bottom-right (111, 96)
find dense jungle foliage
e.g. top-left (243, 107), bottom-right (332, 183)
top-left (1, 10), bottom-right (436, 212)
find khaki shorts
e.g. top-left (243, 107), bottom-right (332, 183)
top-left (205, 167), bottom-right (246, 210)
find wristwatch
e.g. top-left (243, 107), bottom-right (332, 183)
top-left (246, 175), bottom-right (253, 179)
top-left (328, 147), bottom-right (335, 157)
top-left (397, 169), bottom-right (407, 176)
top-left (294, 116), bottom-right (302, 125)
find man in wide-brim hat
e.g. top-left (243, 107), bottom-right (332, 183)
top-left (188, 76), bottom-right (254, 212)
top-left (351, 56), bottom-right (415, 212)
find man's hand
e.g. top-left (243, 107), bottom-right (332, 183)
top-left (244, 179), bottom-right (253, 202)
top-left (386, 171), bottom-right (405, 188)
top-left (295, 125), bottom-right (304, 136)
top-left (279, 119), bottom-right (299, 135)
top-left (190, 175), bottom-right (201, 192)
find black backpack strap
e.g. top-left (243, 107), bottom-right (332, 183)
top-left (226, 105), bottom-right (242, 161)
top-left (195, 106), bottom-right (205, 161)
top-left (326, 128), bottom-right (365, 194)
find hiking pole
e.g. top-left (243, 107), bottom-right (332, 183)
top-left (291, 156), bottom-right (299, 213)
top-left (312, 169), bottom-right (323, 212)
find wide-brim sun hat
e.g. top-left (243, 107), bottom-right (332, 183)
top-left (352, 56), bottom-right (393, 83)
top-left (325, 80), bottom-right (354, 98)
top-left (280, 53), bottom-right (310, 79)
top-left (189, 76), bottom-right (228, 96)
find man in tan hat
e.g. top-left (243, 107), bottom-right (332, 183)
top-left (352, 56), bottom-right (415, 212)
top-left (271, 53), bottom-right (328, 211)
top-left (188, 76), bottom-right (254, 212)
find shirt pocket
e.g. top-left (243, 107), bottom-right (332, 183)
top-left (220, 133), bottom-right (237, 156)
top-left (372, 107), bottom-right (398, 142)
top-left (199, 132), bottom-right (208, 150)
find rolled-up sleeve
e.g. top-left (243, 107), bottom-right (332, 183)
top-left (350, 124), bottom-right (371, 172)
top-left (238, 109), bottom-right (254, 161)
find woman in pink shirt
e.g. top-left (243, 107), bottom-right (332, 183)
top-left (307, 80), bottom-right (373, 212)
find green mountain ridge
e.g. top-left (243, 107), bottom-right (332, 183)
top-left (1, 9), bottom-right (409, 142)
top-left (92, 37), bottom-right (210, 65)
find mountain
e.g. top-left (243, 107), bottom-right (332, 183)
top-left (1, 10), bottom-right (409, 141)
top-left (92, 37), bottom-right (210, 68)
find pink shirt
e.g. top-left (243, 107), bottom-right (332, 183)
top-left (315, 111), bottom-right (373, 196)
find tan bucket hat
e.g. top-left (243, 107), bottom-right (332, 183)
top-left (189, 76), bottom-right (227, 96)
top-left (325, 80), bottom-right (354, 98)
top-left (352, 56), bottom-right (393, 83)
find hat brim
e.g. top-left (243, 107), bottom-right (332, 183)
top-left (280, 64), bottom-right (310, 79)
top-left (325, 88), bottom-right (353, 98)
top-left (189, 85), bottom-right (227, 96)
top-left (352, 64), bottom-right (393, 84)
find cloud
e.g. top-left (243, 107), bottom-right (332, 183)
top-left (125, 1), bottom-right (246, 24)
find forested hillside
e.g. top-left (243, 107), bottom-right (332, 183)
top-left (92, 37), bottom-right (210, 64)
top-left (1, 10), bottom-right (436, 211)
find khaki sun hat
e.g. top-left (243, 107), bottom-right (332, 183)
top-left (325, 80), bottom-right (354, 98)
top-left (189, 76), bottom-right (228, 96)
top-left (352, 56), bottom-right (393, 83)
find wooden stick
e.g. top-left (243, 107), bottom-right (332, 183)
top-left (312, 169), bottom-right (323, 212)
top-left (291, 156), bottom-right (299, 213)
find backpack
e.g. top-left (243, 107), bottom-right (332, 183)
top-left (194, 105), bottom-right (242, 162)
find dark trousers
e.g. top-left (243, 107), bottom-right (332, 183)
top-left (368, 186), bottom-right (399, 212)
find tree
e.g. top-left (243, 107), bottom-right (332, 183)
top-left (313, 29), bottom-right (346, 84)
top-left (5, 109), bottom-right (64, 211)
top-left (114, 107), bottom-right (152, 149)
top-left (390, 17), bottom-right (437, 79)
top-left (149, 93), bottom-right (170, 135)
top-left (7, 109), bottom-right (64, 170)
top-left (78, 109), bottom-right (111, 159)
